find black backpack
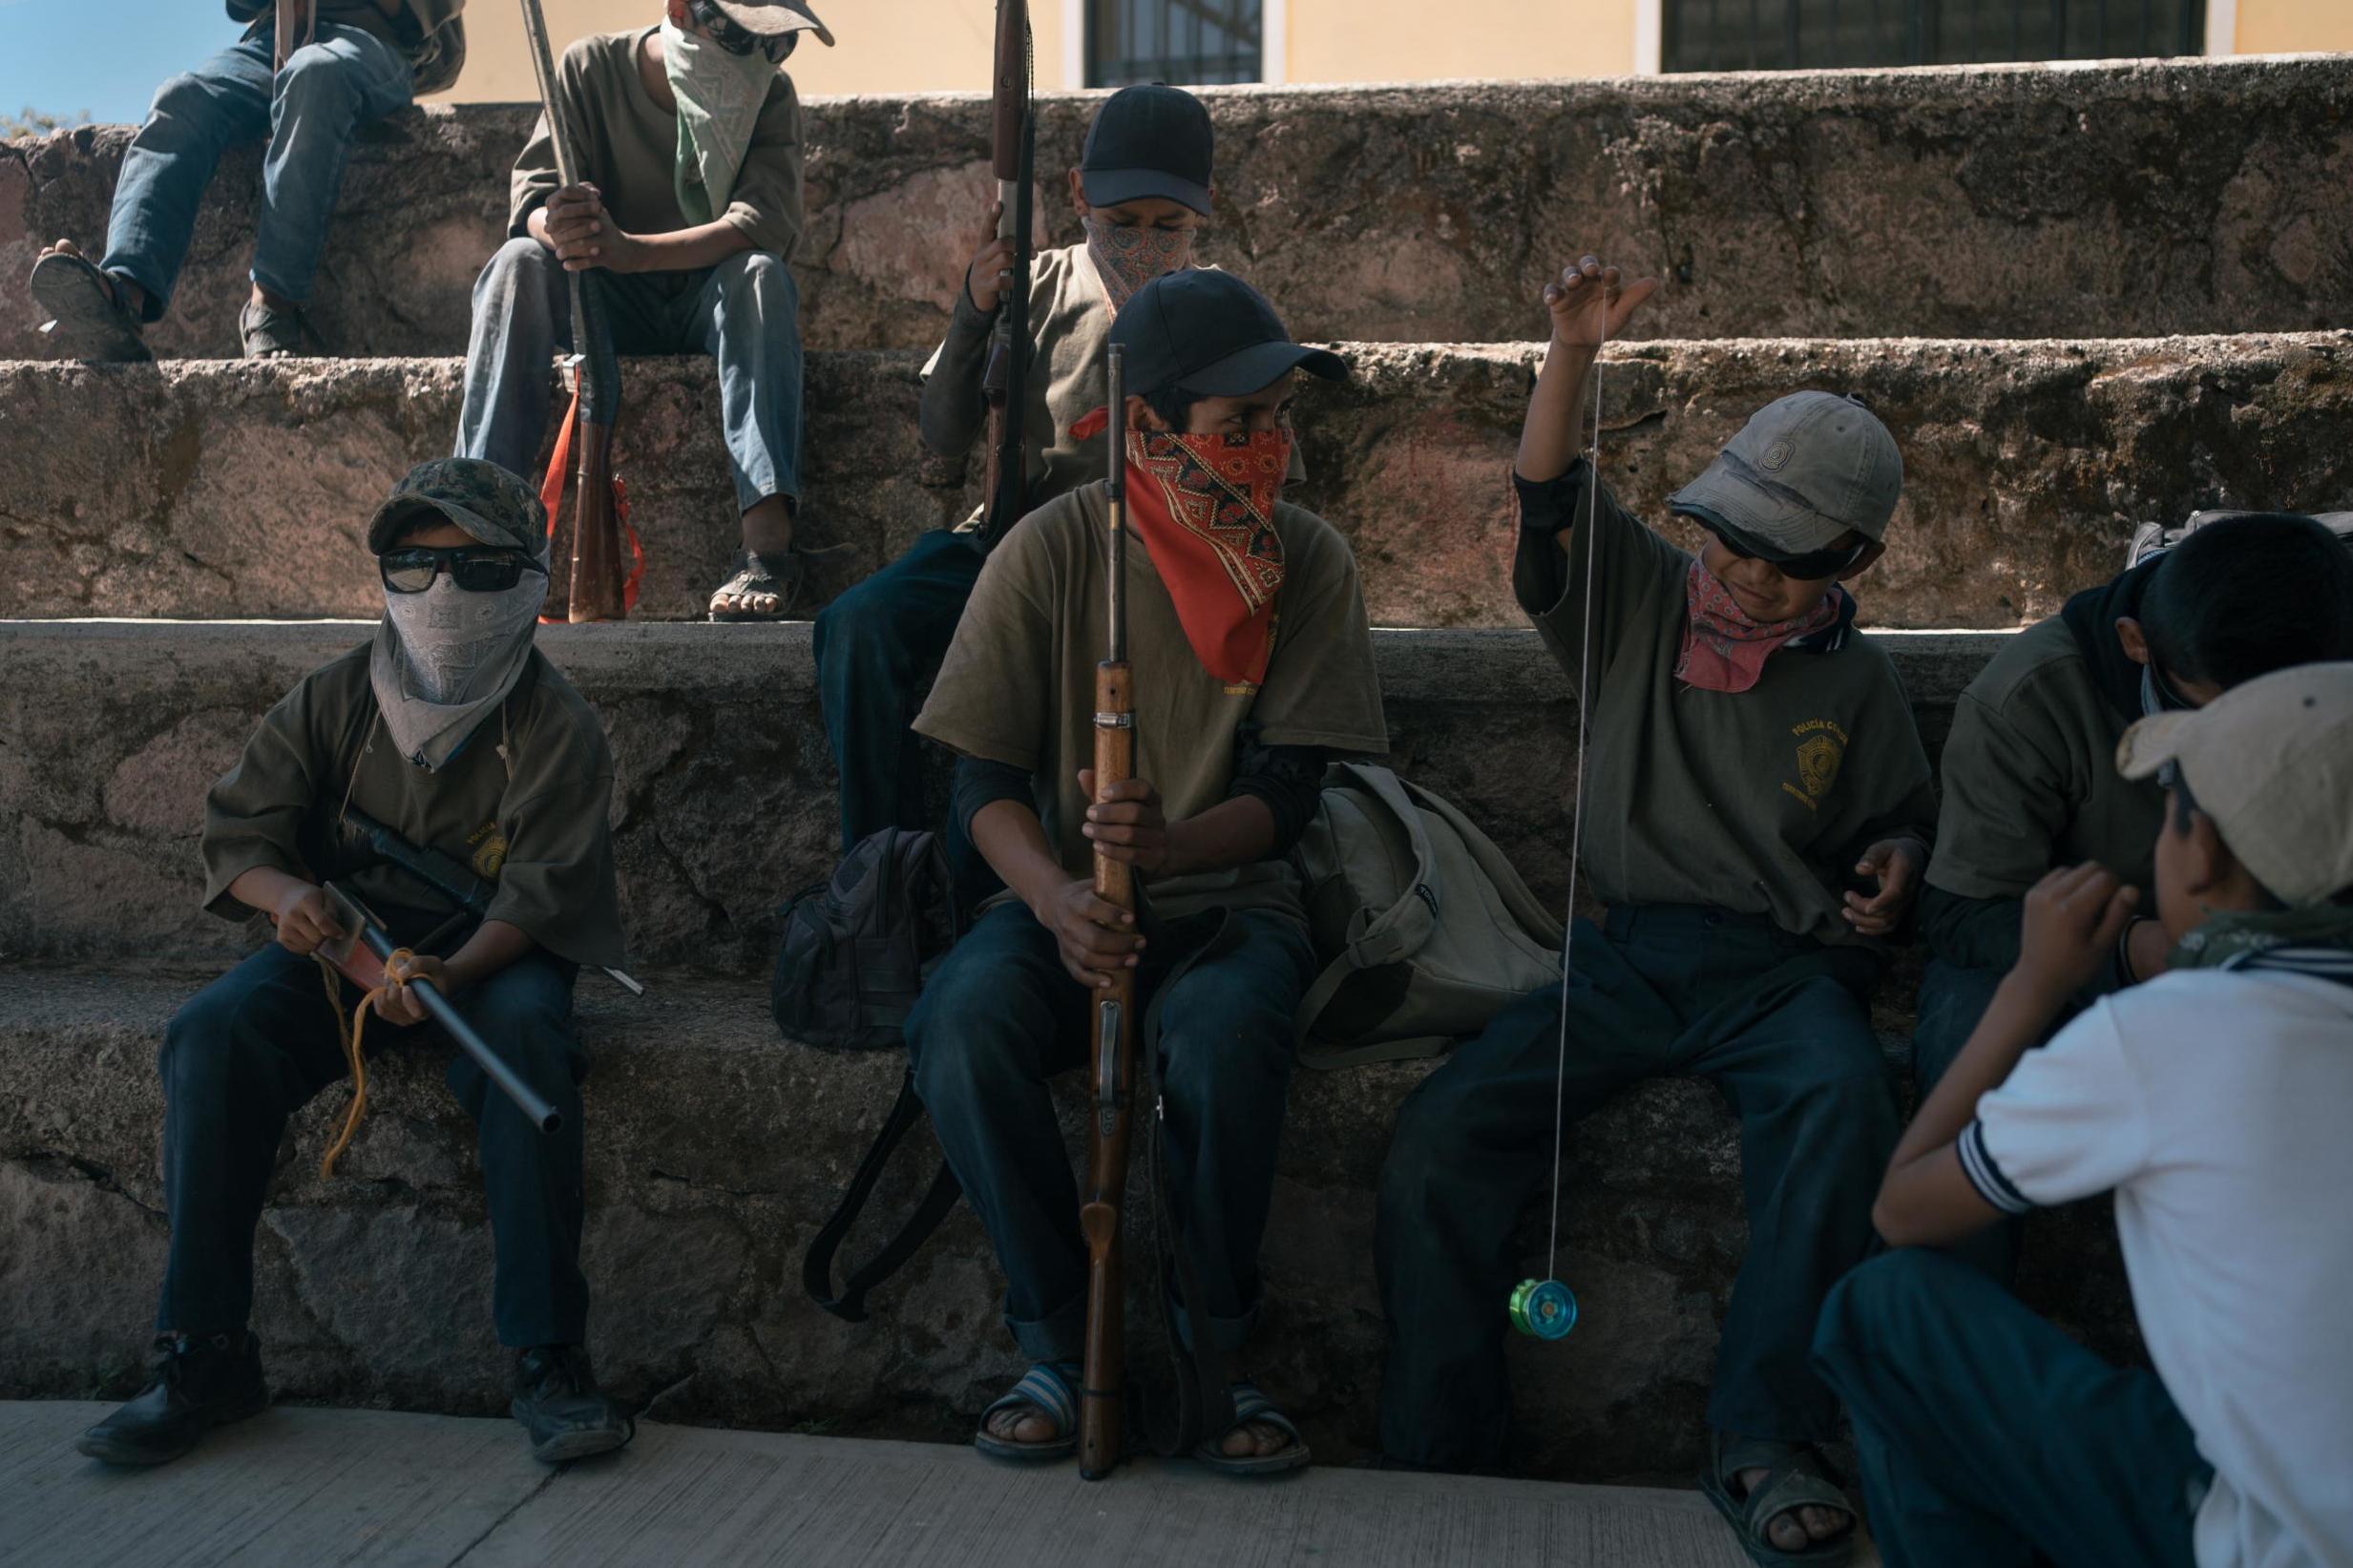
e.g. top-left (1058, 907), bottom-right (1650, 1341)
top-left (769, 828), bottom-right (963, 1053)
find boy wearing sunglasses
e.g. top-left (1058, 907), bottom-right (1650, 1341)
top-left (1375, 256), bottom-right (1935, 1567)
top-left (1912, 512), bottom-right (2353, 1280)
top-left (454, 0), bottom-right (830, 620)
top-left (74, 459), bottom-right (635, 1470)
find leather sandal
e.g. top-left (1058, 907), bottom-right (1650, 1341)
top-left (30, 248), bottom-right (151, 364)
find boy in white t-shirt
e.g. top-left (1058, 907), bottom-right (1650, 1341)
top-left (1815, 661), bottom-right (2353, 1568)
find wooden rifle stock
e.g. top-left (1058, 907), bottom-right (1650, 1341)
top-left (517, 0), bottom-right (627, 622)
top-left (1079, 345), bottom-right (1134, 1480)
top-left (979, 0), bottom-right (1035, 549)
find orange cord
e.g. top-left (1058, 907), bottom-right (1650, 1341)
top-left (314, 948), bottom-right (415, 1179)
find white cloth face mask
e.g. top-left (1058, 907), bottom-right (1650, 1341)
top-left (662, 17), bottom-right (776, 225)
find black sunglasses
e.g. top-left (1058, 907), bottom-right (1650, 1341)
top-left (379, 546), bottom-right (549, 595)
top-left (1704, 518), bottom-right (1872, 582)
top-left (688, 0), bottom-right (798, 61)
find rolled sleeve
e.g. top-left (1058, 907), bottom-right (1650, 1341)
top-left (720, 80), bottom-right (805, 258)
top-left (200, 686), bottom-right (330, 920)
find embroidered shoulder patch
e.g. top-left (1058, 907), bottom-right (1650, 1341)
top-left (467, 821), bottom-right (508, 879)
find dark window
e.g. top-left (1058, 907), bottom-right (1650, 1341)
top-left (1087, 0), bottom-right (1262, 88)
top-left (1663, 0), bottom-right (2205, 72)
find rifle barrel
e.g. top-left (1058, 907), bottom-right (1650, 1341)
top-left (348, 912), bottom-right (564, 1135)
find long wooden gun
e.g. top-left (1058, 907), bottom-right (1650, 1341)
top-left (978, 0), bottom-right (1035, 550)
top-left (1078, 345), bottom-right (1136, 1480)
top-left (518, 0), bottom-right (629, 622)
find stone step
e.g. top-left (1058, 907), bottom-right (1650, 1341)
top-left (0, 618), bottom-right (2003, 977)
top-left (4, 55), bottom-right (2344, 361)
top-left (0, 961), bottom-right (2130, 1490)
top-left (8, 331), bottom-right (2347, 631)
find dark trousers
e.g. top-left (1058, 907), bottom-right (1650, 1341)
top-left (1814, 1248), bottom-right (2209, 1568)
top-left (905, 901), bottom-right (1315, 1363)
top-left (157, 943), bottom-right (590, 1348)
top-left (1376, 904), bottom-right (1897, 1468)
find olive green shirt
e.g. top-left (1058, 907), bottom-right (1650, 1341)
top-left (913, 485), bottom-right (1390, 922)
top-left (509, 28), bottom-right (805, 259)
top-left (1926, 614), bottom-right (2161, 901)
top-left (200, 643), bottom-right (625, 970)
top-left (1514, 466), bottom-right (1939, 949)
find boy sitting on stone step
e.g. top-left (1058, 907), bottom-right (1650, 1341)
top-left (904, 269), bottom-right (1387, 1474)
top-left (1912, 512), bottom-right (2353, 1280)
top-left (814, 83), bottom-right (1220, 897)
top-left (74, 459), bottom-right (634, 1470)
top-left (453, 0), bottom-right (830, 621)
top-left (29, 0), bottom-right (464, 361)
top-left (1823, 661), bottom-right (2353, 1568)
top-left (1376, 255), bottom-right (1936, 1568)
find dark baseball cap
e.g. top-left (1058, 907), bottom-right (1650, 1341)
top-left (1112, 270), bottom-right (1348, 399)
top-left (366, 458), bottom-right (548, 557)
top-left (1081, 84), bottom-right (1213, 216)
top-left (709, 0), bottom-right (833, 43)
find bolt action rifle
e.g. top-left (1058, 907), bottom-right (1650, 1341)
top-left (978, 0), bottom-right (1036, 550)
top-left (518, 0), bottom-right (636, 621)
top-left (1078, 344), bottom-right (1135, 1479)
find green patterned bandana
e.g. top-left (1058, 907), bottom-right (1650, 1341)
top-left (2170, 904), bottom-right (2353, 977)
top-left (663, 19), bottom-right (776, 226)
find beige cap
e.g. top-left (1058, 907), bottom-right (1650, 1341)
top-left (2116, 661), bottom-right (2353, 907)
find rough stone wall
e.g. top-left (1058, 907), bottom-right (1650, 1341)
top-left (0, 968), bottom-right (2137, 1484)
top-left (6, 333), bottom-right (2347, 631)
top-left (6, 56), bottom-right (2348, 360)
top-left (0, 620), bottom-right (1992, 975)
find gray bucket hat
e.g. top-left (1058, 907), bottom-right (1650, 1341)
top-left (1670, 390), bottom-right (1903, 552)
top-left (366, 458), bottom-right (547, 557)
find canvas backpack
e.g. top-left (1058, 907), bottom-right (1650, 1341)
top-left (1292, 763), bottom-right (1565, 1068)
top-left (769, 827), bottom-right (962, 1053)
top-left (2127, 509), bottom-right (2353, 568)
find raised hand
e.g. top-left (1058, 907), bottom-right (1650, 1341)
top-left (1543, 254), bottom-right (1659, 349)
top-left (2014, 864), bottom-right (2141, 1003)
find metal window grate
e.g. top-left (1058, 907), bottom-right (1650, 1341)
top-left (1087, 0), bottom-right (1263, 88)
top-left (1663, 0), bottom-right (2205, 72)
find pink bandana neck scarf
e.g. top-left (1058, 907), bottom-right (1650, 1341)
top-left (1675, 558), bottom-right (1840, 694)
top-left (1082, 216), bottom-right (1194, 311)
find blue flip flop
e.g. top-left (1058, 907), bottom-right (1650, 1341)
top-left (1192, 1380), bottom-right (1311, 1476)
top-left (974, 1360), bottom-right (1081, 1462)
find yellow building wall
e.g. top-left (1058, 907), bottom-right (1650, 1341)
top-left (1281, 0), bottom-right (1638, 83)
top-left (2233, 0), bottom-right (2353, 54)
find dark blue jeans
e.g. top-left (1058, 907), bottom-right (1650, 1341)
top-left (1814, 1249), bottom-right (2209, 1568)
top-left (1376, 904), bottom-right (1896, 1469)
top-left (156, 942), bottom-right (590, 1348)
top-left (905, 901), bottom-right (1315, 1363)
top-left (455, 237), bottom-right (805, 512)
top-left (101, 26), bottom-right (413, 315)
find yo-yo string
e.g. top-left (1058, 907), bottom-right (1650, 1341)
top-left (1543, 312), bottom-right (1606, 1284)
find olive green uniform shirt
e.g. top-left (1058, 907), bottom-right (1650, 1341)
top-left (1514, 467), bottom-right (1939, 950)
top-left (1925, 614), bottom-right (2162, 901)
top-left (509, 28), bottom-right (805, 259)
top-left (201, 643), bottom-right (625, 971)
top-left (913, 485), bottom-right (1390, 922)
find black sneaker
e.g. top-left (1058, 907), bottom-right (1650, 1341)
top-left (511, 1344), bottom-right (634, 1464)
top-left (74, 1331), bottom-right (269, 1466)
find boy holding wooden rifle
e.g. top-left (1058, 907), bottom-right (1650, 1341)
top-left (904, 270), bottom-right (1387, 1473)
top-left (29, 0), bottom-right (464, 360)
top-left (453, 0), bottom-right (829, 619)
top-left (815, 83), bottom-right (1216, 874)
top-left (74, 459), bottom-right (635, 1470)
top-left (1376, 256), bottom-right (1936, 1566)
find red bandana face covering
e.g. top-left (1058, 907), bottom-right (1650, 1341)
top-left (1072, 408), bottom-right (1289, 691)
top-left (1675, 557), bottom-right (1839, 694)
top-left (1082, 216), bottom-right (1195, 311)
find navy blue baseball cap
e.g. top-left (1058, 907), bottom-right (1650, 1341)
top-left (1112, 270), bottom-right (1348, 398)
top-left (1081, 84), bottom-right (1214, 216)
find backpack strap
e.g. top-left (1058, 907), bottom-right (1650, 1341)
top-left (801, 1069), bottom-right (963, 1323)
top-left (1292, 763), bottom-right (1442, 1045)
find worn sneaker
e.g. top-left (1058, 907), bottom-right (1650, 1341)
top-left (511, 1344), bottom-right (634, 1464)
top-left (74, 1331), bottom-right (269, 1466)
top-left (239, 298), bottom-right (311, 359)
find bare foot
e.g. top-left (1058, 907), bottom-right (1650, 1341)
top-left (983, 1401), bottom-right (1061, 1447)
top-left (1736, 1464), bottom-right (1853, 1553)
top-left (1217, 1418), bottom-right (1292, 1459)
top-left (38, 240), bottom-right (143, 316)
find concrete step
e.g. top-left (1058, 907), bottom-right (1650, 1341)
top-left (0, 618), bottom-right (2002, 976)
top-left (0, 962), bottom-right (2128, 1492)
top-left (1, 1400), bottom-right (1790, 1565)
top-left (4, 55), bottom-right (2344, 361)
top-left (7, 331), bottom-right (2347, 631)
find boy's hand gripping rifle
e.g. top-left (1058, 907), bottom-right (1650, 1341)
top-left (977, 0), bottom-right (1036, 550)
top-left (519, 0), bottom-right (632, 622)
top-left (1078, 345), bottom-right (1135, 1480)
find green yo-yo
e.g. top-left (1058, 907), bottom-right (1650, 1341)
top-left (1508, 1277), bottom-right (1578, 1341)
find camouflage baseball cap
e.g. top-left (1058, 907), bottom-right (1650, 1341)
top-left (366, 458), bottom-right (547, 557)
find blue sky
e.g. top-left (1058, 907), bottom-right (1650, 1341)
top-left (1, 0), bottom-right (248, 125)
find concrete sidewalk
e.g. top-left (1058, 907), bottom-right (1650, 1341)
top-left (0, 1399), bottom-right (1835, 1568)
